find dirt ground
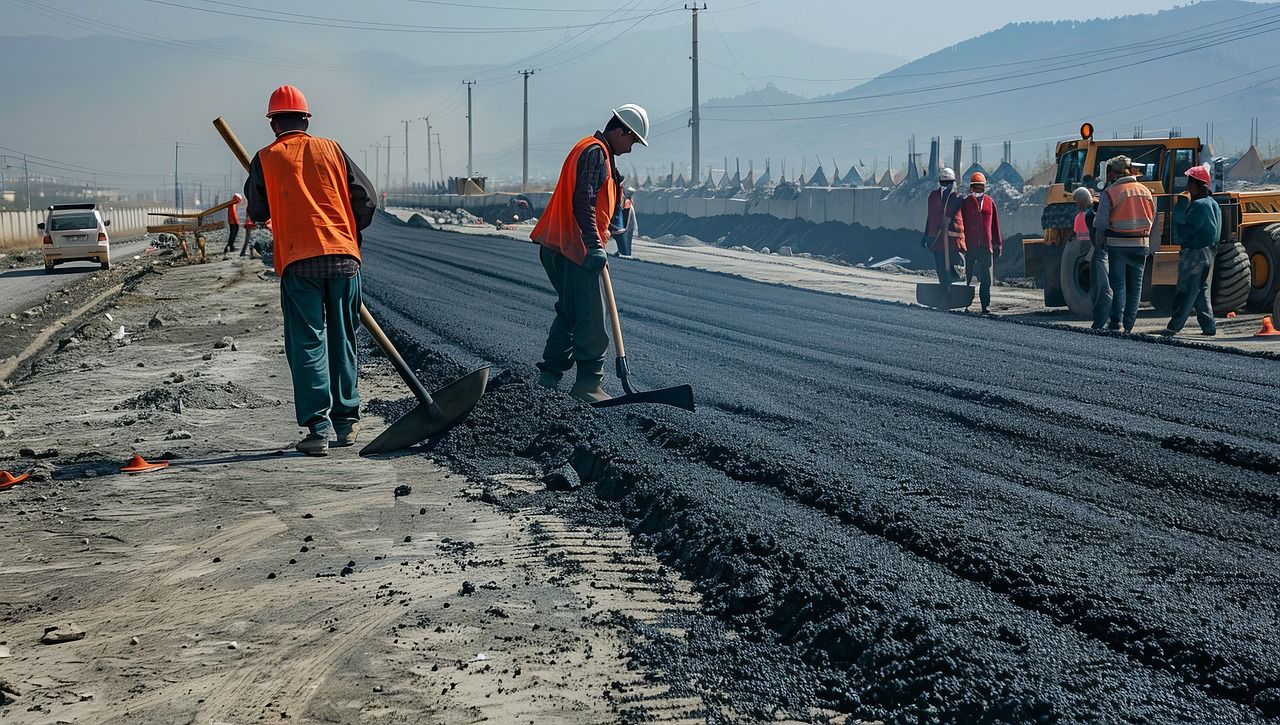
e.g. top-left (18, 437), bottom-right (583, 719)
top-left (0, 256), bottom-right (720, 724)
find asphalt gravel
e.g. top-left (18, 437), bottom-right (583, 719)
top-left (359, 213), bottom-right (1280, 724)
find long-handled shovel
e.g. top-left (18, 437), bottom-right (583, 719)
top-left (212, 117), bottom-right (488, 454)
top-left (591, 265), bottom-right (694, 411)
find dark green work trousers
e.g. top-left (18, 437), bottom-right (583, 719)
top-left (537, 245), bottom-right (608, 375)
top-left (280, 271), bottom-right (361, 436)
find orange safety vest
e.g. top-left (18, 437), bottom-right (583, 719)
top-left (1073, 210), bottom-right (1090, 242)
top-left (1104, 179), bottom-right (1155, 238)
top-left (256, 131), bottom-right (361, 276)
top-left (531, 136), bottom-right (617, 266)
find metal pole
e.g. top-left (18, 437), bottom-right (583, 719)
top-left (427, 115), bottom-right (437, 193)
top-left (373, 143), bottom-right (381, 196)
top-left (687, 4), bottom-right (703, 182)
top-left (384, 134), bottom-right (392, 194)
top-left (519, 70), bottom-right (535, 191)
top-left (463, 80), bottom-right (477, 179)
top-left (24, 154), bottom-right (32, 211)
top-left (174, 143), bottom-right (181, 213)
top-left (435, 132), bottom-right (445, 187)
top-left (402, 119), bottom-right (411, 192)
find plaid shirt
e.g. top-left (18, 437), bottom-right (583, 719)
top-left (284, 254), bottom-right (360, 279)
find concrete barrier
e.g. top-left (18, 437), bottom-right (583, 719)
top-left (798, 188), bottom-right (828, 224)
top-left (1, 205), bottom-right (177, 249)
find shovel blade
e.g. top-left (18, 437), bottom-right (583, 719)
top-left (591, 384), bottom-right (695, 412)
top-left (916, 282), bottom-right (975, 310)
top-left (360, 367), bottom-right (490, 455)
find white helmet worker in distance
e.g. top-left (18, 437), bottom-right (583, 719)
top-left (610, 104), bottom-right (650, 147)
top-left (938, 167), bottom-right (957, 183)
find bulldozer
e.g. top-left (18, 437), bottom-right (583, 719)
top-left (1023, 124), bottom-right (1280, 321)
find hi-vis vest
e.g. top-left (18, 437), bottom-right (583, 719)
top-left (1104, 179), bottom-right (1155, 240)
top-left (257, 131), bottom-right (361, 276)
top-left (531, 136), bottom-right (617, 266)
top-left (1074, 210), bottom-right (1090, 242)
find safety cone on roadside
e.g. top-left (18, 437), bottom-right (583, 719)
top-left (120, 454), bottom-right (169, 474)
top-left (0, 470), bottom-right (31, 490)
top-left (1254, 316), bottom-right (1280, 337)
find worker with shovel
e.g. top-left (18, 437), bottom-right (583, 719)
top-left (532, 104), bottom-right (648, 403)
top-left (243, 85), bottom-right (377, 455)
top-left (923, 167), bottom-right (966, 288)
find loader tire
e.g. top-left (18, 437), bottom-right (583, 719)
top-left (1059, 238), bottom-right (1096, 318)
top-left (1211, 240), bottom-right (1250, 317)
top-left (1243, 223), bottom-right (1280, 311)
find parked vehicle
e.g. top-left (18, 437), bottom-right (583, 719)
top-left (39, 203), bottom-right (111, 273)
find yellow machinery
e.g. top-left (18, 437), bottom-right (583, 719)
top-left (1023, 124), bottom-right (1280, 318)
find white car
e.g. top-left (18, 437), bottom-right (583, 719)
top-left (39, 203), bottom-right (111, 273)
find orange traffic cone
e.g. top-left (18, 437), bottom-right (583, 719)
top-left (1254, 316), bottom-right (1280, 338)
top-left (120, 454), bottom-right (169, 474)
top-left (0, 470), bottom-right (31, 490)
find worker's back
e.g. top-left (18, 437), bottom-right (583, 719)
top-left (257, 131), bottom-right (360, 275)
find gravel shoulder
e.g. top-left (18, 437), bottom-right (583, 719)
top-left (0, 256), bottom-right (714, 724)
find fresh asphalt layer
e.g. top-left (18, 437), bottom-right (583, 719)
top-left (360, 214), bottom-right (1280, 723)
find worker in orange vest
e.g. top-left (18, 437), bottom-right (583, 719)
top-left (960, 172), bottom-right (1002, 313)
top-left (1093, 156), bottom-right (1155, 332)
top-left (244, 85), bottom-right (377, 455)
top-left (222, 192), bottom-right (242, 255)
top-left (531, 104), bottom-right (648, 402)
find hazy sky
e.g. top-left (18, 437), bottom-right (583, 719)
top-left (5, 0), bottom-right (1195, 62)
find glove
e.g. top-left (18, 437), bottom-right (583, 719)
top-left (994, 245), bottom-right (1002, 258)
top-left (583, 247), bottom-right (608, 273)
top-left (921, 234), bottom-right (932, 249)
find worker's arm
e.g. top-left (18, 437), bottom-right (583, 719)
top-left (572, 145), bottom-right (608, 248)
top-left (1093, 189), bottom-right (1111, 234)
top-left (341, 147), bottom-right (377, 232)
top-left (244, 153), bottom-right (270, 223)
top-left (990, 200), bottom-right (1003, 254)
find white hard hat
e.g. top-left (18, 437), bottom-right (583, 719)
top-left (233, 192), bottom-right (244, 203)
top-left (611, 103), bottom-right (650, 146)
top-left (939, 167), bottom-right (956, 182)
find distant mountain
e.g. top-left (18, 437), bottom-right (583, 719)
top-left (635, 0), bottom-right (1280, 180)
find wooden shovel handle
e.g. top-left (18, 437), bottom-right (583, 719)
top-left (599, 264), bottom-right (626, 359)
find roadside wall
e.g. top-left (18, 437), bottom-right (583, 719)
top-left (0, 206), bottom-right (177, 250)
top-left (388, 192), bottom-right (552, 212)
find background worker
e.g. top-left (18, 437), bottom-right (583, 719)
top-left (1073, 186), bottom-right (1111, 330)
top-left (1161, 165), bottom-right (1222, 337)
top-left (240, 217), bottom-right (257, 258)
top-left (222, 192), bottom-right (242, 255)
top-left (531, 104), bottom-right (648, 403)
top-left (923, 167), bottom-right (966, 288)
top-left (960, 172), bottom-right (1001, 314)
top-left (1094, 156), bottom-right (1155, 333)
top-left (244, 85), bottom-right (377, 456)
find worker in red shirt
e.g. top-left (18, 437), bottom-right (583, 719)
top-left (923, 167), bottom-right (965, 288)
top-left (222, 192), bottom-right (243, 255)
top-left (959, 172), bottom-right (1002, 314)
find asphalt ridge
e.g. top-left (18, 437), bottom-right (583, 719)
top-left (359, 214), bottom-right (1280, 723)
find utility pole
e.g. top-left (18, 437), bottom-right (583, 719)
top-left (174, 143), bottom-right (181, 213)
top-left (463, 80), bottom-right (477, 179)
top-left (373, 143), bottom-right (381, 195)
top-left (402, 119), bottom-right (411, 191)
top-left (419, 116), bottom-right (432, 193)
top-left (434, 132), bottom-right (445, 188)
top-left (384, 134), bottom-right (392, 194)
top-left (24, 154), bottom-right (32, 211)
top-left (686, 4), bottom-right (705, 183)
top-left (519, 70), bottom-right (536, 191)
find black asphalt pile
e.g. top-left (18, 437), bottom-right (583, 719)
top-left (358, 216), bottom-right (1280, 723)
top-left (641, 212), bottom-right (1031, 281)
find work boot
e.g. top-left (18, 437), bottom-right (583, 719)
top-left (537, 369), bottom-right (562, 390)
top-left (334, 422), bottom-right (360, 448)
top-left (569, 363), bottom-right (611, 404)
top-left (295, 432), bottom-right (329, 456)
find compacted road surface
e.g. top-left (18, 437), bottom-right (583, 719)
top-left (361, 215), bottom-right (1280, 723)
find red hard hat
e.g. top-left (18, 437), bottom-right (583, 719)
top-left (267, 85), bottom-right (311, 118)
top-left (1186, 165), bottom-right (1211, 185)
top-left (969, 171), bottom-right (987, 185)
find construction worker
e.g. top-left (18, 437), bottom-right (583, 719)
top-left (222, 193), bottom-right (242, 255)
top-left (1094, 156), bottom-right (1154, 332)
top-left (240, 217), bottom-right (257, 258)
top-left (960, 172), bottom-right (1001, 313)
top-left (244, 85), bottom-right (377, 455)
top-left (923, 167), bottom-right (965, 287)
top-left (615, 186), bottom-right (637, 259)
top-left (1073, 186), bottom-right (1111, 330)
top-left (1161, 165), bottom-right (1222, 337)
top-left (532, 104), bottom-right (648, 402)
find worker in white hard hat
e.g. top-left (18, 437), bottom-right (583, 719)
top-left (531, 104), bottom-right (648, 402)
top-left (923, 166), bottom-right (966, 286)
top-left (1072, 185), bottom-right (1111, 330)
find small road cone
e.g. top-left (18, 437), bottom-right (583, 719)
top-left (0, 470), bottom-right (31, 490)
top-left (1254, 316), bottom-right (1280, 338)
top-left (120, 454), bottom-right (169, 474)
